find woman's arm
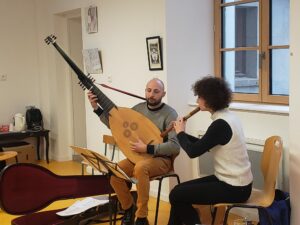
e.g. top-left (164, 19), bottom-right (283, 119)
top-left (177, 119), bottom-right (232, 158)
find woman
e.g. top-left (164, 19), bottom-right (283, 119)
top-left (167, 76), bottom-right (253, 225)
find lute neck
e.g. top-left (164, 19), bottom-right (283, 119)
top-left (50, 40), bottom-right (117, 113)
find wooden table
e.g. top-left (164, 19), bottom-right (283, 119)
top-left (0, 129), bottom-right (50, 163)
top-left (0, 151), bottom-right (18, 161)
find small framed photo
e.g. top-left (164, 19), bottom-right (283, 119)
top-left (146, 36), bottom-right (163, 70)
top-left (86, 6), bottom-right (98, 33)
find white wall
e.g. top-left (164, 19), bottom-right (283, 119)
top-left (0, 0), bottom-right (40, 124)
top-left (165, 0), bottom-right (214, 184)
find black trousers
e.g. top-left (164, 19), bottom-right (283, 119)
top-left (167, 175), bottom-right (252, 225)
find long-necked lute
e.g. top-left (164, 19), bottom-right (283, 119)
top-left (45, 34), bottom-right (162, 163)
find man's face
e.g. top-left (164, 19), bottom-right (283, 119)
top-left (145, 80), bottom-right (166, 107)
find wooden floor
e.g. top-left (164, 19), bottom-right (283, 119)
top-left (0, 160), bottom-right (244, 225)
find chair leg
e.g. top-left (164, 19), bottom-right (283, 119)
top-left (211, 206), bottom-right (226, 225)
top-left (176, 174), bottom-right (180, 184)
top-left (211, 207), bottom-right (217, 225)
top-left (154, 174), bottom-right (180, 225)
top-left (222, 206), bottom-right (233, 225)
top-left (81, 163), bottom-right (85, 175)
top-left (154, 178), bottom-right (163, 225)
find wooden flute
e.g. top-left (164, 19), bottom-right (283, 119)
top-left (160, 107), bottom-right (201, 138)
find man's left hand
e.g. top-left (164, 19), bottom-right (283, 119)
top-left (130, 138), bottom-right (147, 153)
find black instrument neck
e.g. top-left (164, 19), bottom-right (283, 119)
top-left (50, 40), bottom-right (116, 113)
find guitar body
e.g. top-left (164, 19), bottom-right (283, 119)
top-left (109, 107), bottom-right (163, 163)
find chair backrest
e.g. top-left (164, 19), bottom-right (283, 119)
top-left (0, 163), bottom-right (113, 215)
top-left (103, 135), bottom-right (117, 161)
top-left (260, 136), bottom-right (283, 206)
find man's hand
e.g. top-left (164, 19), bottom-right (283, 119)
top-left (87, 91), bottom-right (98, 110)
top-left (129, 138), bottom-right (147, 153)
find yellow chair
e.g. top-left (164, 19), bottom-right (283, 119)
top-left (81, 134), bottom-right (117, 175)
top-left (211, 136), bottom-right (283, 225)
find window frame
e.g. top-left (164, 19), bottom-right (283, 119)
top-left (214, 0), bottom-right (289, 105)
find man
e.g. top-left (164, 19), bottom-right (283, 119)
top-left (87, 78), bottom-right (180, 225)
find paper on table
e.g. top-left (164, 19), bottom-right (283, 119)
top-left (56, 196), bottom-right (109, 217)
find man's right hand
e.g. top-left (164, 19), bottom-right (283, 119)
top-left (87, 91), bottom-right (99, 110)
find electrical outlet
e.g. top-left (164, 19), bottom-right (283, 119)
top-left (0, 74), bottom-right (7, 81)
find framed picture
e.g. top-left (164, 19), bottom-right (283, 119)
top-left (86, 6), bottom-right (98, 33)
top-left (146, 36), bottom-right (163, 70)
top-left (82, 48), bottom-right (103, 74)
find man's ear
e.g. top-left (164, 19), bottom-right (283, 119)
top-left (162, 91), bottom-right (166, 97)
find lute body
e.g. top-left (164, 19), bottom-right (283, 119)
top-left (45, 35), bottom-right (162, 163)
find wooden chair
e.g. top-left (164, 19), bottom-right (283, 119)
top-left (81, 135), bottom-right (117, 175)
top-left (211, 135), bottom-right (283, 225)
top-left (0, 163), bottom-right (119, 225)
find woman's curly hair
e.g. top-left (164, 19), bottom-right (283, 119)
top-left (192, 76), bottom-right (232, 112)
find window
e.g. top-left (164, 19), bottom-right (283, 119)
top-left (214, 0), bottom-right (290, 104)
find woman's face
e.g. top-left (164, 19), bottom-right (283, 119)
top-left (197, 96), bottom-right (211, 112)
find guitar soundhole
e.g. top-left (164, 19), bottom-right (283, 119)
top-left (130, 122), bottom-right (138, 131)
top-left (123, 129), bottom-right (131, 138)
top-left (123, 121), bottom-right (129, 128)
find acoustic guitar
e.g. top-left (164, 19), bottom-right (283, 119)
top-left (45, 35), bottom-right (162, 163)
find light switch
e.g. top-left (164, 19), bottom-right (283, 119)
top-left (0, 74), bottom-right (7, 81)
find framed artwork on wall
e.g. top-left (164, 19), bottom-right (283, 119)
top-left (82, 48), bottom-right (102, 74)
top-left (146, 36), bottom-right (163, 70)
top-left (86, 6), bottom-right (98, 33)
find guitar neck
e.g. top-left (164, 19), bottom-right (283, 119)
top-left (51, 41), bottom-right (116, 113)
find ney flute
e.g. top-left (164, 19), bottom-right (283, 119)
top-left (160, 107), bottom-right (201, 138)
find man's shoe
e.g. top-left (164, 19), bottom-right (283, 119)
top-left (134, 217), bottom-right (149, 225)
top-left (121, 205), bottom-right (135, 225)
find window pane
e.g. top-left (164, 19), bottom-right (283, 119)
top-left (222, 2), bottom-right (259, 48)
top-left (222, 50), bottom-right (259, 94)
top-left (271, 0), bottom-right (290, 45)
top-left (271, 49), bottom-right (289, 95)
top-left (222, 0), bottom-right (244, 3)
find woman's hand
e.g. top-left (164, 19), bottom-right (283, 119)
top-left (87, 91), bottom-right (98, 110)
top-left (173, 117), bottom-right (186, 134)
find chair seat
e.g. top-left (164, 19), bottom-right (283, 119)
top-left (246, 189), bottom-right (274, 207)
top-left (150, 171), bottom-right (178, 181)
top-left (214, 189), bottom-right (274, 209)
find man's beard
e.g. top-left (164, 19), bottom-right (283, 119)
top-left (146, 98), bottom-right (162, 107)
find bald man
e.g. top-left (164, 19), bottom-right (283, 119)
top-left (88, 78), bottom-right (180, 225)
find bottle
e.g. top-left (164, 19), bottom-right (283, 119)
top-left (9, 123), bottom-right (14, 131)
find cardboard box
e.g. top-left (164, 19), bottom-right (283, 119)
top-left (3, 143), bottom-right (36, 164)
